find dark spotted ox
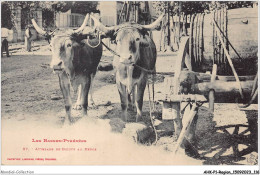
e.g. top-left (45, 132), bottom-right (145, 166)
top-left (32, 15), bottom-right (102, 123)
top-left (90, 15), bottom-right (164, 122)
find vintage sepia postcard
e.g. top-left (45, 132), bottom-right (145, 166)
top-left (1, 1), bottom-right (259, 174)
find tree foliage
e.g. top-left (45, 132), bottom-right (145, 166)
top-left (152, 1), bottom-right (210, 16)
top-left (1, 1), bottom-right (98, 30)
top-left (1, 2), bottom-right (12, 29)
top-left (71, 1), bottom-right (99, 14)
top-left (152, 1), bottom-right (255, 16)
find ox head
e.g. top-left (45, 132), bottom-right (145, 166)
top-left (90, 14), bottom-right (164, 65)
top-left (32, 14), bottom-right (95, 78)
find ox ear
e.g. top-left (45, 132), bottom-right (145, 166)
top-left (100, 29), bottom-right (116, 40)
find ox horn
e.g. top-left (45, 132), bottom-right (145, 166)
top-left (90, 15), bottom-right (115, 34)
top-left (141, 14), bottom-right (165, 30)
top-left (31, 19), bottom-right (47, 35)
top-left (74, 14), bottom-right (90, 33)
top-left (49, 28), bottom-right (58, 36)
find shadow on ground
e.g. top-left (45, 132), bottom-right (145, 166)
top-left (195, 108), bottom-right (258, 165)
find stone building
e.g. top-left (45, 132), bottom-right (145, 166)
top-left (7, 6), bottom-right (42, 42)
top-left (7, 5), bottom-right (86, 43)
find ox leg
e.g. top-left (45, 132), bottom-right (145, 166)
top-left (81, 77), bottom-right (91, 116)
top-left (117, 81), bottom-right (128, 122)
top-left (127, 85), bottom-right (136, 111)
top-left (73, 84), bottom-right (83, 110)
top-left (131, 85), bottom-right (136, 111)
top-left (135, 77), bottom-right (147, 122)
top-left (59, 73), bottom-right (73, 123)
top-left (89, 73), bottom-right (97, 108)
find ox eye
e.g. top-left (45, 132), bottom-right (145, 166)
top-left (136, 38), bottom-right (140, 41)
top-left (67, 43), bottom-right (72, 47)
top-left (112, 40), bottom-right (116, 44)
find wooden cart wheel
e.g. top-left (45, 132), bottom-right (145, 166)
top-left (171, 36), bottom-right (192, 137)
top-left (173, 36), bottom-right (192, 95)
top-left (172, 37), bottom-right (202, 157)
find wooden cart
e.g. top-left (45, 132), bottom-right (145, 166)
top-left (160, 7), bottom-right (258, 155)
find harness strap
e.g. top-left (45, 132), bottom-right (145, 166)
top-left (86, 33), bottom-right (101, 48)
top-left (101, 41), bottom-right (120, 57)
top-left (132, 64), bottom-right (155, 74)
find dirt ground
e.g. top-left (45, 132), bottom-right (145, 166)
top-left (1, 42), bottom-right (258, 165)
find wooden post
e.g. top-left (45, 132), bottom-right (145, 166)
top-left (174, 104), bottom-right (199, 154)
top-left (209, 64), bottom-right (217, 112)
top-left (177, 1), bottom-right (182, 49)
top-left (170, 37), bottom-right (189, 138)
top-left (167, 1), bottom-right (170, 48)
top-left (135, 2), bottom-right (139, 23)
top-left (118, 2), bottom-right (126, 25)
top-left (213, 19), bottom-right (244, 99)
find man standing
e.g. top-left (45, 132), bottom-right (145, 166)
top-left (25, 26), bottom-right (33, 52)
top-left (1, 27), bottom-right (12, 57)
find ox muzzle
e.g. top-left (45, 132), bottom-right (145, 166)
top-left (119, 55), bottom-right (135, 65)
top-left (51, 60), bottom-right (63, 72)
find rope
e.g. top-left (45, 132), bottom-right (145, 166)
top-left (152, 73), bottom-right (156, 111)
top-left (101, 41), bottom-right (120, 57)
top-left (86, 33), bottom-right (101, 48)
top-left (132, 64), bottom-right (156, 74)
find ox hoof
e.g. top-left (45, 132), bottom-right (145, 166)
top-left (73, 104), bottom-right (83, 110)
top-left (64, 119), bottom-right (73, 126)
top-left (82, 109), bottom-right (88, 117)
top-left (121, 115), bottom-right (128, 122)
top-left (89, 102), bottom-right (98, 109)
top-left (127, 105), bottom-right (135, 111)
